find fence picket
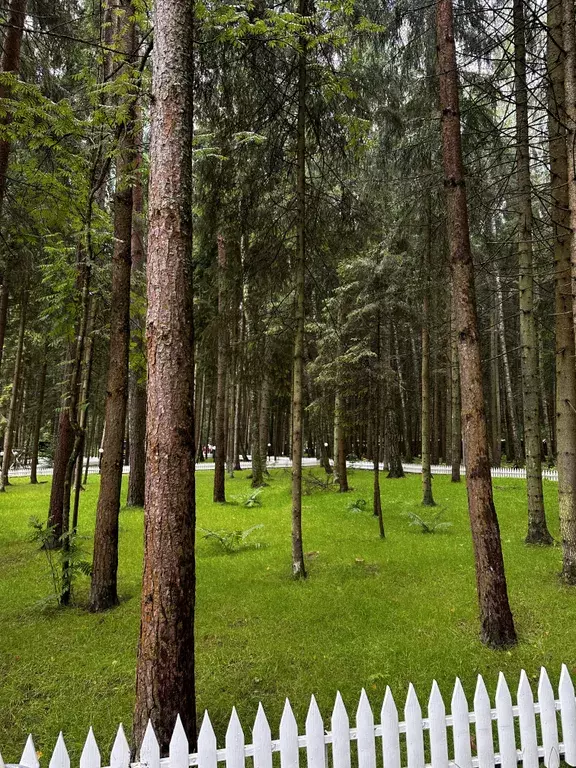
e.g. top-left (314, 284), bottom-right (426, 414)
top-left (305, 696), bottom-right (326, 768)
top-left (517, 671), bottom-right (538, 768)
top-left (538, 668), bottom-right (560, 768)
top-left (331, 692), bottom-right (351, 768)
top-left (140, 722), bottom-right (160, 768)
top-left (170, 716), bottom-right (189, 768)
top-left (356, 689), bottom-right (376, 768)
top-left (381, 687), bottom-right (401, 768)
top-left (80, 728), bottom-right (100, 768)
top-left (405, 683), bottom-right (425, 768)
top-left (253, 704), bottom-right (272, 768)
top-left (428, 681), bottom-right (448, 768)
top-left (225, 708), bottom-right (245, 768)
top-left (20, 735), bottom-right (40, 768)
top-left (110, 725), bottom-right (130, 768)
top-left (49, 734), bottom-right (69, 768)
top-left (474, 675), bottom-right (495, 768)
top-left (198, 712), bottom-right (218, 768)
top-left (495, 673), bottom-right (516, 768)
top-left (559, 665), bottom-right (576, 766)
top-left (279, 699), bottom-right (299, 768)
top-left (451, 678), bottom-right (472, 768)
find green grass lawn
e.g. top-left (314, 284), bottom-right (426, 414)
top-left (0, 468), bottom-right (573, 762)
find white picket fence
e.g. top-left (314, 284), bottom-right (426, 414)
top-left (5, 665), bottom-right (576, 768)
top-left (6, 458), bottom-right (560, 482)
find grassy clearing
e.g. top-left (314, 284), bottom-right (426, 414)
top-left (0, 468), bottom-right (573, 760)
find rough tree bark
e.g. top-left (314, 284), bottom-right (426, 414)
top-left (436, 0), bottom-right (517, 647)
top-left (450, 290), bottom-right (462, 481)
top-left (513, 0), bottom-right (552, 545)
top-left (133, 0), bottom-right (196, 751)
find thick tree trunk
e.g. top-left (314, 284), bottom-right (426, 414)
top-left (551, 0), bottom-right (576, 582)
top-left (133, 0), bottom-right (196, 751)
top-left (30, 346), bottom-right (48, 484)
top-left (436, 0), bottom-right (517, 647)
top-left (90, 5), bottom-right (135, 612)
top-left (421, 194), bottom-right (435, 505)
top-left (291, 0), bottom-right (307, 578)
top-left (513, 0), bottom-right (552, 545)
top-left (0, 291), bottom-right (27, 490)
top-left (213, 234), bottom-right (227, 502)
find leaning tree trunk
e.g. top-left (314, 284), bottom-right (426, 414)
top-left (90, 5), bottom-right (135, 612)
top-left (291, 0), bottom-right (308, 578)
top-left (213, 234), bottom-right (227, 502)
top-left (513, 0), bottom-right (552, 545)
top-left (133, 0), bottom-right (196, 752)
top-left (0, 290), bottom-right (27, 490)
top-left (552, 0), bottom-right (576, 582)
top-left (436, 0), bottom-right (517, 648)
top-left (421, 193), bottom-right (435, 506)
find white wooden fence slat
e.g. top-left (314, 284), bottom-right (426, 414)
top-left (225, 708), bottom-right (245, 768)
top-left (495, 673), bottom-right (516, 768)
top-left (140, 722), bottom-right (160, 768)
top-left (110, 725), bottom-right (130, 768)
top-left (474, 675), bottom-right (495, 768)
top-left (279, 699), bottom-right (299, 768)
top-left (428, 681), bottom-right (448, 768)
top-left (80, 728), bottom-right (101, 768)
top-left (20, 736), bottom-right (40, 768)
top-left (559, 664), bottom-right (576, 766)
top-left (356, 689), bottom-right (376, 768)
top-left (305, 695), bottom-right (326, 768)
top-left (517, 670), bottom-right (538, 768)
top-left (197, 712), bottom-right (218, 768)
top-left (405, 683), bottom-right (425, 768)
top-left (0, 751), bottom-right (5, 768)
top-left (451, 678), bottom-right (472, 768)
top-left (381, 686), bottom-right (401, 768)
top-left (538, 667), bottom-right (560, 768)
top-left (170, 715), bottom-right (189, 768)
top-left (253, 703), bottom-right (273, 768)
top-left (331, 692), bottom-right (351, 768)
top-left (49, 734), bottom-right (70, 768)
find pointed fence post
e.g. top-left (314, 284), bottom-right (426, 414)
top-left (356, 689), bottom-right (376, 768)
top-left (110, 725), bottom-right (130, 768)
top-left (495, 673), bottom-right (516, 768)
top-left (225, 708), bottom-right (245, 768)
top-left (517, 671), bottom-right (538, 768)
top-left (428, 682), bottom-right (448, 768)
top-left (538, 668), bottom-right (559, 768)
top-left (170, 716), bottom-right (190, 768)
top-left (381, 687), bottom-right (400, 768)
top-left (331, 692), bottom-right (351, 768)
top-left (306, 695), bottom-right (326, 768)
top-left (404, 684), bottom-right (424, 768)
top-left (80, 728), bottom-right (101, 768)
top-left (49, 734), bottom-right (70, 768)
top-left (559, 665), bottom-right (576, 766)
top-left (21, 735), bottom-right (40, 768)
top-left (198, 712), bottom-right (218, 768)
top-left (474, 676), bottom-right (495, 768)
top-left (253, 704), bottom-right (272, 768)
top-left (451, 679), bottom-right (472, 768)
top-left (140, 721), bottom-right (160, 768)
top-left (279, 699), bottom-right (299, 768)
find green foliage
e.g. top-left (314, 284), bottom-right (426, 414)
top-left (303, 471), bottom-right (336, 494)
top-left (403, 509), bottom-right (452, 534)
top-left (233, 488), bottom-right (264, 508)
top-left (200, 524), bottom-right (264, 553)
top-left (347, 498), bottom-right (368, 513)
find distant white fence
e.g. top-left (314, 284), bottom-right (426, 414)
top-left (4, 666), bottom-right (575, 768)
top-left (6, 458), bottom-right (559, 482)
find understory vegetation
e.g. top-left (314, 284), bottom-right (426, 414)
top-left (0, 470), bottom-right (571, 761)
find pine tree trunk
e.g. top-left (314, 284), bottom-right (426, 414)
top-left (451, 291), bottom-right (462, 480)
top-left (213, 234), bottom-right (227, 502)
top-left (0, 291), bottom-right (27, 490)
top-left (291, 0), bottom-right (307, 578)
top-left (334, 388), bottom-right (349, 491)
top-left (513, 0), bottom-right (552, 545)
top-left (489, 309), bottom-right (501, 468)
top-left (90, 5), bottom-right (136, 612)
top-left (373, 315), bottom-right (385, 537)
top-left (393, 324), bottom-right (412, 461)
top-left (421, 194), bottom-right (435, 505)
top-left (133, 0), bottom-right (196, 750)
top-left (0, 282), bottom-right (8, 375)
top-left (436, 0), bottom-right (517, 647)
top-left (550, 0), bottom-right (576, 582)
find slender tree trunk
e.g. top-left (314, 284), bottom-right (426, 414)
top-left (291, 0), bottom-right (308, 578)
top-left (0, 291), bottom-right (27, 490)
top-left (373, 315), bottom-right (384, 536)
top-left (133, 0), bottom-right (196, 750)
top-left (513, 0), bottom-right (552, 545)
top-left (436, 0), bottom-right (517, 647)
top-left (127, 374), bottom-right (146, 506)
top-left (551, 0), bottom-right (576, 582)
top-left (451, 291), bottom-right (462, 480)
top-left (393, 323), bottom-right (412, 461)
top-left (334, 388), bottom-right (349, 491)
top-left (213, 234), bottom-right (227, 502)
top-left (0, 282), bottom-right (8, 375)
top-left (538, 331), bottom-right (553, 465)
top-left (30, 343), bottom-right (48, 484)
top-left (90, 5), bottom-right (136, 611)
top-left (489, 309), bottom-right (501, 468)
top-left (421, 194), bottom-right (435, 505)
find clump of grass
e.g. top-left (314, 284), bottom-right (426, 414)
top-left (200, 524), bottom-right (264, 552)
top-left (347, 498), bottom-right (368, 513)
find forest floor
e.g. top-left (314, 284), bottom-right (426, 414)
top-left (0, 468), bottom-right (573, 761)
